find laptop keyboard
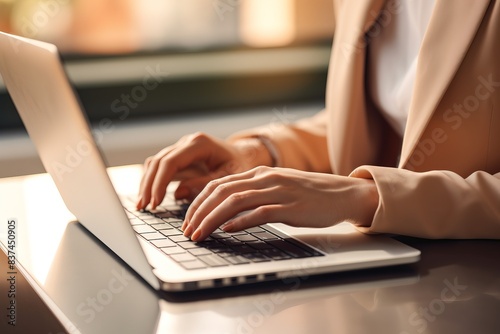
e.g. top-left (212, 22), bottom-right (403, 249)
top-left (124, 202), bottom-right (323, 270)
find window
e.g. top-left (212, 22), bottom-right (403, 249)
top-left (0, 0), bottom-right (334, 131)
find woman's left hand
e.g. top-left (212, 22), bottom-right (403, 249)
top-left (182, 166), bottom-right (379, 241)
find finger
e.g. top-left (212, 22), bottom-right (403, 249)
top-left (146, 140), bottom-right (216, 209)
top-left (222, 204), bottom-right (286, 232)
top-left (179, 169), bottom-right (237, 230)
top-left (137, 156), bottom-right (152, 206)
top-left (187, 186), bottom-right (284, 241)
top-left (137, 156), bottom-right (161, 209)
top-left (142, 142), bottom-right (210, 209)
top-left (183, 166), bottom-right (264, 222)
top-left (137, 133), bottom-right (203, 209)
top-left (137, 145), bottom-right (179, 209)
top-left (183, 169), bottom-right (264, 229)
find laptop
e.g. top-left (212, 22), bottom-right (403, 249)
top-left (0, 32), bottom-right (420, 292)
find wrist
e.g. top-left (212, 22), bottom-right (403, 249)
top-left (354, 179), bottom-right (379, 228)
top-left (231, 137), bottom-right (274, 169)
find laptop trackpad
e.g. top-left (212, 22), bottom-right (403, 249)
top-left (271, 222), bottom-right (410, 255)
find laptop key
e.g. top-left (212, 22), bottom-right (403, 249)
top-left (216, 250), bottom-right (238, 257)
top-left (210, 232), bottom-right (232, 239)
top-left (141, 216), bottom-right (163, 222)
top-left (155, 212), bottom-right (177, 219)
top-left (198, 254), bottom-right (229, 267)
top-left (244, 226), bottom-right (266, 233)
top-left (167, 221), bottom-right (183, 229)
top-left (151, 239), bottom-right (176, 248)
top-left (266, 239), bottom-right (312, 258)
top-left (230, 244), bottom-right (255, 254)
top-left (161, 246), bottom-right (185, 255)
top-left (242, 252), bottom-right (270, 263)
top-left (141, 232), bottom-right (167, 241)
top-left (170, 252), bottom-right (197, 262)
top-left (179, 260), bottom-right (207, 270)
top-left (225, 255), bottom-right (251, 265)
top-left (234, 234), bottom-right (259, 242)
top-left (133, 225), bottom-right (156, 233)
top-left (261, 248), bottom-right (291, 260)
top-left (125, 211), bottom-right (136, 219)
top-left (178, 241), bottom-right (201, 249)
top-left (188, 248), bottom-right (213, 256)
top-left (219, 237), bottom-right (242, 246)
top-left (129, 218), bottom-right (145, 226)
top-left (247, 241), bottom-right (273, 250)
top-left (169, 234), bottom-right (190, 243)
top-left (151, 223), bottom-right (174, 231)
top-left (168, 210), bottom-right (184, 218)
top-left (160, 229), bottom-right (183, 237)
top-left (252, 231), bottom-right (279, 241)
top-left (163, 217), bottom-right (183, 223)
top-left (206, 244), bottom-right (234, 253)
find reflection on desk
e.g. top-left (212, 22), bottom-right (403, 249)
top-left (0, 166), bottom-right (499, 334)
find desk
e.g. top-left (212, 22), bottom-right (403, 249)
top-left (1, 166), bottom-right (499, 334)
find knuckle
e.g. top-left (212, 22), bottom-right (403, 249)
top-left (191, 132), bottom-right (210, 143)
top-left (150, 153), bottom-right (164, 164)
top-left (258, 167), bottom-right (283, 183)
top-left (254, 206), bottom-right (273, 221)
top-left (227, 192), bottom-right (245, 204)
top-left (157, 156), bottom-right (171, 168)
top-left (213, 183), bottom-right (229, 197)
top-left (254, 165), bottom-right (271, 174)
top-left (206, 179), bottom-right (220, 191)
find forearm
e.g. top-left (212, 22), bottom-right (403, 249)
top-left (227, 109), bottom-right (331, 172)
top-left (351, 167), bottom-right (500, 239)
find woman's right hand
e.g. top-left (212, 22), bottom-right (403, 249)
top-left (136, 132), bottom-right (273, 210)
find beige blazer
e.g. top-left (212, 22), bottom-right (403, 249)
top-left (231, 0), bottom-right (500, 239)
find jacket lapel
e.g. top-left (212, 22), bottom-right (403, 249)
top-left (399, 0), bottom-right (491, 168)
top-left (327, 0), bottom-right (386, 174)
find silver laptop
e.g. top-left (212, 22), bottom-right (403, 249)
top-left (0, 32), bottom-right (420, 292)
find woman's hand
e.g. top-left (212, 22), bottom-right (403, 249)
top-left (182, 166), bottom-right (379, 241)
top-left (136, 132), bottom-right (273, 210)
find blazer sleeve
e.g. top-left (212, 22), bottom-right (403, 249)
top-left (227, 109), bottom-right (332, 173)
top-left (350, 166), bottom-right (500, 239)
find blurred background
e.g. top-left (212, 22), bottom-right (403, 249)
top-left (0, 0), bottom-right (334, 176)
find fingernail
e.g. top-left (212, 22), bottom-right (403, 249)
top-left (136, 196), bottom-right (143, 209)
top-left (149, 198), bottom-right (157, 210)
top-left (222, 222), bottom-right (234, 232)
top-left (181, 220), bottom-right (188, 231)
top-left (183, 224), bottom-right (193, 237)
top-left (191, 229), bottom-right (201, 242)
